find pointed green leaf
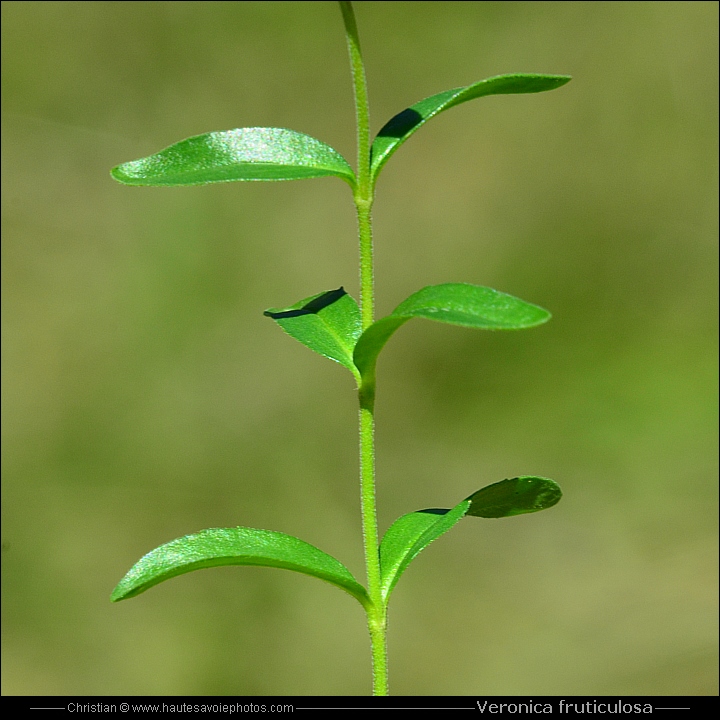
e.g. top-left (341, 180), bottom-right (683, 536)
top-left (264, 287), bottom-right (362, 379)
top-left (371, 73), bottom-right (571, 183)
top-left (379, 501), bottom-right (470, 603)
top-left (378, 476), bottom-right (561, 604)
top-left (353, 283), bottom-right (550, 386)
top-left (111, 128), bottom-right (356, 187)
top-left (390, 283), bottom-right (551, 328)
top-left (111, 526), bottom-right (370, 608)
top-left (467, 476), bottom-right (562, 518)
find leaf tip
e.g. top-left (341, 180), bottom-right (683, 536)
top-left (524, 73), bottom-right (572, 91)
top-left (110, 162), bottom-right (140, 186)
top-left (550, 74), bottom-right (572, 85)
top-left (110, 583), bottom-right (129, 602)
top-left (551, 75), bottom-right (572, 92)
top-left (111, 569), bottom-right (147, 602)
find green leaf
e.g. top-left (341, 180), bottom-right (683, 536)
top-left (378, 476), bottom-right (561, 604)
top-left (467, 476), bottom-right (562, 518)
top-left (379, 501), bottom-right (470, 603)
top-left (370, 73), bottom-right (571, 184)
top-left (353, 283), bottom-right (551, 386)
top-left (264, 287), bottom-right (362, 380)
top-left (111, 526), bottom-right (370, 608)
top-left (111, 128), bottom-right (356, 187)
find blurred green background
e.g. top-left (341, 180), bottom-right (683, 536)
top-left (2, 1), bottom-right (717, 696)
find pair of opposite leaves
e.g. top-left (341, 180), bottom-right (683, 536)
top-left (112, 72), bottom-right (570, 389)
top-left (111, 73), bottom-right (568, 606)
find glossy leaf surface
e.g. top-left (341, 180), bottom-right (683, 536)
top-left (378, 476), bottom-right (561, 604)
top-left (467, 476), bottom-right (562, 518)
top-left (111, 526), bottom-right (370, 608)
top-left (370, 73), bottom-right (571, 183)
top-left (353, 283), bottom-right (551, 384)
top-left (111, 128), bottom-right (356, 187)
top-left (265, 288), bottom-right (362, 380)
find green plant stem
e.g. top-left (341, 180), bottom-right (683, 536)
top-left (340, 1), bottom-right (387, 697)
top-left (340, 1), bottom-right (374, 328)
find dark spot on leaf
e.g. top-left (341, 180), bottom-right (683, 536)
top-left (376, 108), bottom-right (424, 139)
top-left (264, 287), bottom-right (347, 319)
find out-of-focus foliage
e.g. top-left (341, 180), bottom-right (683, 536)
top-left (2, 1), bottom-right (717, 695)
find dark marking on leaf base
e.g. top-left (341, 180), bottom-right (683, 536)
top-left (263, 287), bottom-right (347, 319)
top-left (375, 108), bottom-right (423, 139)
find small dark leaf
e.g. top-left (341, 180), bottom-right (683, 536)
top-left (467, 476), bottom-right (562, 518)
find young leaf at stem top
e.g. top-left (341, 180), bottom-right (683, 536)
top-left (265, 288), bottom-right (362, 381)
top-left (111, 526), bottom-right (370, 609)
top-left (111, 128), bottom-right (357, 187)
top-left (370, 73), bottom-right (571, 185)
top-left (353, 283), bottom-right (551, 390)
top-left (379, 476), bottom-right (561, 604)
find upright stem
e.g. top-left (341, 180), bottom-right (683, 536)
top-left (339, 1), bottom-right (387, 696)
top-left (340, 1), bottom-right (374, 328)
